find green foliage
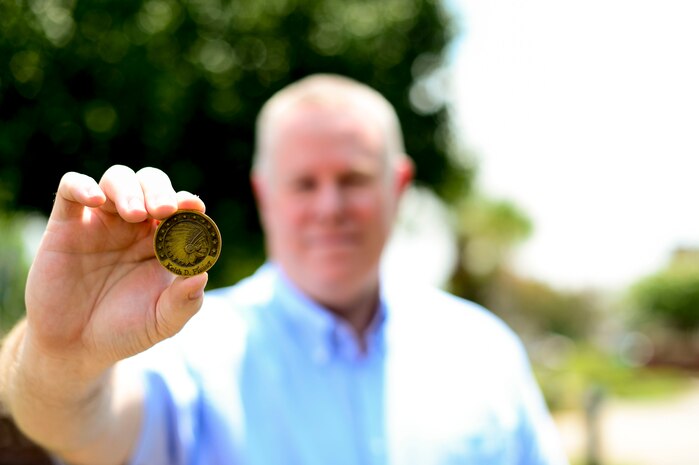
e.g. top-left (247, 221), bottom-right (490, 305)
top-left (534, 342), bottom-right (692, 412)
top-left (448, 195), bottom-right (532, 306)
top-left (631, 250), bottom-right (699, 333)
top-left (492, 273), bottom-right (601, 340)
top-left (447, 194), bottom-right (605, 342)
top-left (0, 210), bottom-right (44, 334)
top-left (455, 195), bottom-right (532, 277)
top-left (0, 0), bottom-right (470, 289)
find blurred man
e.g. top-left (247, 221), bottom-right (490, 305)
top-left (0, 74), bottom-right (568, 465)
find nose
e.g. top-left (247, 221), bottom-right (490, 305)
top-left (315, 182), bottom-right (345, 221)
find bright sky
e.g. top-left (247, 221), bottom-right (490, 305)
top-left (449, 0), bottom-right (699, 291)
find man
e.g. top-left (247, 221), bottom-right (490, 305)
top-left (0, 74), bottom-right (568, 465)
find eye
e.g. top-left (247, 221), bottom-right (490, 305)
top-left (292, 177), bottom-right (317, 192)
top-left (341, 172), bottom-right (372, 187)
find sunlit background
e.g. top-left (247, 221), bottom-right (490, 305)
top-left (452, 0), bottom-right (699, 292)
top-left (2, 1), bottom-right (699, 464)
top-left (450, 2), bottom-right (699, 464)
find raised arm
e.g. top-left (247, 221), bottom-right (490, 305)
top-left (0, 165), bottom-right (208, 465)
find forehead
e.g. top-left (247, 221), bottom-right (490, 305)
top-left (272, 103), bottom-right (384, 157)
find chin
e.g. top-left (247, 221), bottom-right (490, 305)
top-left (316, 265), bottom-right (359, 285)
top-left (315, 262), bottom-right (375, 290)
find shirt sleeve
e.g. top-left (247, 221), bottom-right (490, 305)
top-left (126, 338), bottom-right (201, 465)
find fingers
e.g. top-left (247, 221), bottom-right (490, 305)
top-left (176, 190), bottom-right (206, 212)
top-left (136, 169), bottom-right (207, 216)
top-left (59, 165), bottom-right (206, 224)
top-left (99, 165), bottom-right (148, 222)
top-left (136, 167), bottom-right (178, 219)
top-left (53, 172), bottom-right (107, 220)
top-left (99, 165), bottom-right (203, 223)
top-left (152, 273), bottom-right (208, 341)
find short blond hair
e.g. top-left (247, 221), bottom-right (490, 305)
top-left (252, 74), bottom-right (406, 177)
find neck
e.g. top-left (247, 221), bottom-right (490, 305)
top-left (273, 262), bottom-right (382, 345)
top-left (323, 287), bottom-right (379, 336)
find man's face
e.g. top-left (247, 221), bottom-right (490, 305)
top-left (254, 103), bottom-right (410, 306)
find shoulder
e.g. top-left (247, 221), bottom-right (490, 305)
top-left (385, 280), bottom-right (514, 337)
top-left (384, 280), bottom-right (526, 364)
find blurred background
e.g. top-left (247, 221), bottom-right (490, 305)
top-left (2, 0), bottom-right (699, 464)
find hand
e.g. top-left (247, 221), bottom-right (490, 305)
top-left (23, 165), bottom-right (208, 377)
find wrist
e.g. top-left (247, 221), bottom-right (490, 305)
top-left (1, 320), bottom-right (116, 455)
top-left (3, 320), bottom-right (109, 415)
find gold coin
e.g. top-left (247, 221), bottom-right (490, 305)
top-left (154, 210), bottom-right (222, 276)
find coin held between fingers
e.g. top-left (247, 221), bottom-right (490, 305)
top-left (154, 210), bottom-right (222, 276)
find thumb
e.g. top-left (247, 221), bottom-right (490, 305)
top-left (153, 273), bottom-right (208, 341)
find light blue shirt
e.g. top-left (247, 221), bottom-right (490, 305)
top-left (126, 263), bottom-right (568, 465)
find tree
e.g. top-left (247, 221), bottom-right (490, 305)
top-left (631, 249), bottom-right (699, 333)
top-left (0, 0), bottom-right (472, 289)
top-left (449, 195), bottom-right (532, 304)
top-left (629, 248), bottom-right (699, 369)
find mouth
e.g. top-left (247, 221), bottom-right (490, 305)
top-left (307, 233), bottom-right (358, 250)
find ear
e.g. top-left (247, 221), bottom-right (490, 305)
top-left (393, 155), bottom-right (414, 197)
top-left (250, 173), bottom-right (269, 228)
top-left (250, 173), bottom-right (264, 206)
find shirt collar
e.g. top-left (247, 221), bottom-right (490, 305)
top-left (269, 263), bottom-right (387, 365)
